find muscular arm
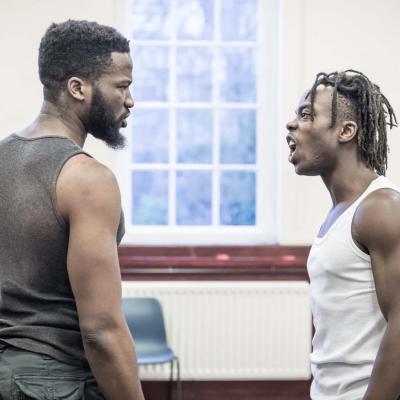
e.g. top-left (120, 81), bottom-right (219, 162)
top-left (57, 154), bottom-right (144, 400)
top-left (352, 189), bottom-right (400, 400)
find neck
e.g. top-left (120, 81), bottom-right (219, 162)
top-left (321, 159), bottom-right (378, 206)
top-left (19, 100), bottom-right (88, 148)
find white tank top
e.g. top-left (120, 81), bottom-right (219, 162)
top-left (308, 176), bottom-right (400, 400)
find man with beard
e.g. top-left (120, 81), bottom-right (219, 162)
top-left (0, 20), bottom-right (144, 400)
top-left (286, 70), bottom-right (400, 399)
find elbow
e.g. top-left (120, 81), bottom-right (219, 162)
top-left (81, 330), bottom-right (107, 351)
top-left (80, 314), bottom-right (126, 353)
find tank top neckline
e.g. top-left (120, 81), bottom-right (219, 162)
top-left (11, 133), bottom-right (74, 142)
top-left (314, 176), bottom-right (384, 243)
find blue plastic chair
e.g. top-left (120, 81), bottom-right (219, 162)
top-left (122, 297), bottom-right (181, 400)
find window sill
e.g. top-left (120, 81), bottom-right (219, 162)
top-left (118, 245), bottom-right (310, 281)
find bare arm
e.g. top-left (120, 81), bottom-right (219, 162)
top-left (57, 154), bottom-right (144, 400)
top-left (352, 189), bottom-right (400, 400)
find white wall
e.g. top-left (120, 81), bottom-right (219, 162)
top-left (1, 0), bottom-right (399, 245)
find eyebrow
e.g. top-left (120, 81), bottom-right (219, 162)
top-left (116, 79), bottom-right (132, 85)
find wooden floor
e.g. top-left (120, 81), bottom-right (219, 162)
top-left (141, 380), bottom-right (311, 400)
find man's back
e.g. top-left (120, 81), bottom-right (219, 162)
top-left (0, 133), bottom-right (90, 365)
top-left (0, 19), bottom-right (144, 399)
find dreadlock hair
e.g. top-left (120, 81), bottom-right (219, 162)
top-left (308, 70), bottom-right (397, 176)
top-left (39, 20), bottom-right (130, 104)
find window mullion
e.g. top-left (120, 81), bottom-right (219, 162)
top-left (168, 0), bottom-right (177, 226)
top-left (211, 0), bottom-right (221, 227)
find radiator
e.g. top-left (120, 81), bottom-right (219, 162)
top-left (122, 281), bottom-right (311, 380)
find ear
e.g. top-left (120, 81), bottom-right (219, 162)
top-left (66, 77), bottom-right (91, 101)
top-left (337, 120), bottom-right (358, 143)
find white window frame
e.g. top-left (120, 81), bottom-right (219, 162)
top-left (114, 0), bottom-right (281, 245)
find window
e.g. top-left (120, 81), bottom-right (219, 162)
top-left (116, 0), bottom-right (280, 245)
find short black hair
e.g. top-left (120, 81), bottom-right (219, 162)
top-left (39, 19), bottom-right (130, 103)
top-left (309, 70), bottom-right (397, 175)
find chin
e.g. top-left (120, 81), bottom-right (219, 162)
top-left (107, 131), bottom-right (127, 150)
top-left (90, 129), bottom-right (126, 150)
top-left (294, 163), bottom-right (319, 176)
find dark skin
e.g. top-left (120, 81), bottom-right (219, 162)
top-left (17, 52), bottom-right (144, 400)
top-left (287, 85), bottom-right (400, 399)
top-left (354, 190), bottom-right (400, 399)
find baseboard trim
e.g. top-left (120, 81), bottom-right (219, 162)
top-left (141, 380), bottom-right (311, 400)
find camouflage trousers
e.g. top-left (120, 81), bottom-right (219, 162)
top-left (0, 343), bottom-right (104, 400)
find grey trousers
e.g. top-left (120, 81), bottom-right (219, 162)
top-left (0, 343), bottom-right (104, 400)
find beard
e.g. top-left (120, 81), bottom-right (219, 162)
top-left (85, 87), bottom-right (127, 149)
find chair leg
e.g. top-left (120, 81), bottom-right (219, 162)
top-left (175, 357), bottom-right (182, 400)
top-left (167, 359), bottom-right (174, 400)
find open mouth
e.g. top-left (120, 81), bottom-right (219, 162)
top-left (286, 136), bottom-right (297, 157)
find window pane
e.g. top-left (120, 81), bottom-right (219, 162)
top-left (133, 46), bottom-right (169, 101)
top-left (176, 171), bottom-right (212, 225)
top-left (132, 171), bottom-right (168, 225)
top-left (220, 0), bottom-right (257, 41)
top-left (132, 0), bottom-right (171, 39)
top-left (219, 47), bottom-right (256, 102)
top-left (176, 47), bottom-right (213, 102)
top-left (177, 109), bottom-right (212, 163)
top-left (177, 0), bottom-right (214, 40)
top-left (220, 171), bottom-right (256, 225)
top-left (132, 109), bottom-right (169, 163)
top-left (220, 109), bottom-right (256, 164)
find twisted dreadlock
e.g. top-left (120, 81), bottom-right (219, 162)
top-left (309, 70), bottom-right (397, 175)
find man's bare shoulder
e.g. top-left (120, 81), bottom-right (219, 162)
top-left (61, 154), bottom-right (118, 186)
top-left (353, 188), bottom-right (400, 251)
top-left (57, 154), bottom-right (121, 221)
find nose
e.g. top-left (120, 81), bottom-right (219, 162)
top-left (286, 118), bottom-right (298, 132)
top-left (125, 89), bottom-right (134, 109)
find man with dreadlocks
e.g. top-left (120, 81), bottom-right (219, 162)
top-left (286, 70), bottom-right (399, 399)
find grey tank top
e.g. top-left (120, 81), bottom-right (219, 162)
top-left (0, 134), bottom-right (125, 366)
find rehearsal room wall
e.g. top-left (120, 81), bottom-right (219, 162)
top-left (1, 0), bottom-right (400, 246)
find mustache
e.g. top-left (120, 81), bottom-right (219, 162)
top-left (121, 111), bottom-right (130, 119)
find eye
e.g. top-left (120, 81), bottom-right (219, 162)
top-left (300, 111), bottom-right (312, 120)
